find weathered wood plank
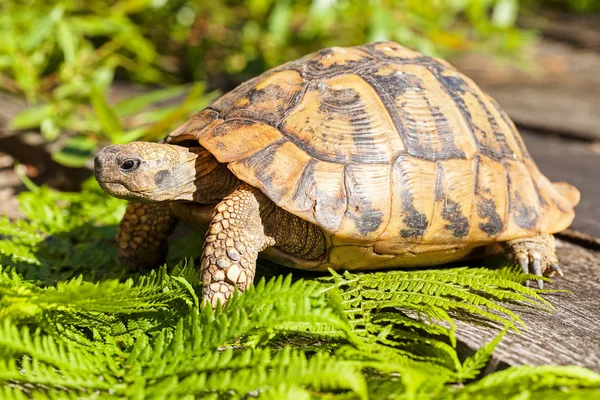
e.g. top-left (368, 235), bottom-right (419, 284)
top-left (521, 130), bottom-right (600, 238)
top-left (522, 13), bottom-right (600, 50)
top-left (453, 39), bottom-right (600, 141)
top-left (456, 240), bottom-right (600, 372)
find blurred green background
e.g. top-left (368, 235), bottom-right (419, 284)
top-left (1, 0), bottom-right (598, 169)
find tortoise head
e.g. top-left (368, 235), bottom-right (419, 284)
top-left (94, 142), bottom-right (200, 202)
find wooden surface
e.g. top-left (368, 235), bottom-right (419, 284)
top-left (456, 240), bottom-right (600, 373)
top-left (454, 40), bottom-right (600, 141)
top-left (521, 131), bottom-right (600, 238)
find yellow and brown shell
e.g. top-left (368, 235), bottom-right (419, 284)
top-left (167, 42), bottom-right (579, 269)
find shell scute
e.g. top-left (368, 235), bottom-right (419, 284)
top-left (387, 156), bottom-right (435, 246)
top-left (472, 156), bottom-right (508, 239)
top-left (361, 63), bottom-right (478, 161)
top-left (228, 140), bottom-right (311, 204)
top-left (430, 160), bottom-right (475, 241)
top-left (200, 120), bottom-right (282, 163)
top-left (337, 162), bottom-right (391, 240)
top-left (288, 160), bottom-right (347, 232)
top-left (432, 67), bottom-right (523, 161)
top-left (218, 70), bottom-right (307, 126)
top-left (281, 73), bottom-right (403, 164)
top-left (502, 160), bottom-right (542, 239)
top-left (363, 41), bottom-right (423, 60)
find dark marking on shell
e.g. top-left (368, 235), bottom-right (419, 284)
top-left (235, 139), bottom-right (287, 202)
top-left (430, 104), bottom-right (466, 159)
top-left (488, 96), bottom-right (530, 159)
top-left (398, 95), bottom-right (435, 160)
top-left (317, 86), bottom-right (361, 114)
top-left (357, 69), bottom-right (408, 147)
top-left (400, 189), bottom-right (428, 238)
top-left (348, 207), bottom-right (384, 235)
top-left (209, 74), bottom-right (268, 113)
top-left (512, 192), bottom-right (539, 230)
top-left (211, 119), bottom-right (253, 137)
top-left (430, 66), bottom-right (514, 161)
top-left (532, 178), bottom-right (549, 208)
top-left (435, 163), bottom-right (469, 237)
top-left (287, 48), bottom-right (376, 79)
top-left (442, 199), bottom-right (469, 238)
top-left (477, 198), bottom-right (503, 236)
top-left (228, 80), bottom-right (309, 126)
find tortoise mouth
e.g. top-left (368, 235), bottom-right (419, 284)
top-left (96, 180), bottom-right (137, 199)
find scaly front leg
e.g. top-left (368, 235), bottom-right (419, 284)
top-left (201, 184), bottom-right (276, 307)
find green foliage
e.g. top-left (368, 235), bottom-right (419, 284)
top-left (1, 0), bottom-right (218, 167)
top-left (0, 186), bottom-right (599, 398)
top-left (158, 0), bottom-right (530, 81)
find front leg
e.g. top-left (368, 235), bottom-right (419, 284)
top-left (118, 202), bottom-right (177, 269)
top-left (201, 184), bottom-right (276, 307)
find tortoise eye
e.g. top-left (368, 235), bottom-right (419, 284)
top-left (119, 159), bottom-right (139, 172)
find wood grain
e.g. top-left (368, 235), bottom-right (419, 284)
top-left (456, 239), bottom-right (600, 373)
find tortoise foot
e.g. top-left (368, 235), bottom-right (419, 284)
top-left (502, 234), bottom-right (563, 289)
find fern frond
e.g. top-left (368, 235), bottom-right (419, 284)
top-left (455, 326), bottom-right (508, 381)
top-left (0, 266), bottom-right (31, 287)
top-left (325, 267), bottom-right (554, 336)
top-left (0, 320), bottom-right (113, 375)
top-left (371, 310), bottom-right (455, 344)
top-left (451, 365), bottom-right (600, 399)
top-left (0, 356), bottom-right (116, 393)
top-left (138, 348), bottom-right (367, 400)
top-left (129, 277), bottom-right (354, 378)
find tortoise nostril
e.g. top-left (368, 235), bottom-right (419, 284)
top-left (119, 158), bottom-right (140, 172)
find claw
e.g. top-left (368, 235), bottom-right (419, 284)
top-left (532, 259), bottom-right (543, 289)
top-left (517, 256), bottom-right (529, 274)
top-left (550, 263), bottom-right (564, 277)
top-left (537, 279), bottom-right (544, 290)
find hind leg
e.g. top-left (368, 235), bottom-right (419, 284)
top-left (501, 234), bottom-right (563, 289)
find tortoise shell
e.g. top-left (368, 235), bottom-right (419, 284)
top-left (167, 42), bottom-right (577, 270)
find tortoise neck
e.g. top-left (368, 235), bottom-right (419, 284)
top-left (184, 147), bottom-right (241, 204)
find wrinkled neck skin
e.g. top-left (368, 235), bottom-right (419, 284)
top-left (187, 148), bottom-right (241, 204)
top-left (94, 142), bottom-right (240, 204)
top-left (152, 146), bottom-right (242, 203)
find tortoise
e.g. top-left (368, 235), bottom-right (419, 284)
top-left (94, 41), bottom-right (580, 307)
